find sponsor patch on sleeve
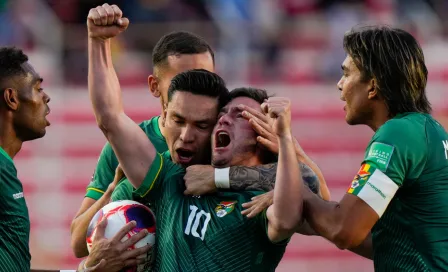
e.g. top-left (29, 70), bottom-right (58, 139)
top-left (347, 163), bottom-right (399, 217)
top-left (365, 142), bottom-right (394, 171)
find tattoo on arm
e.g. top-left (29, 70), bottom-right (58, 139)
top-left (229, 164), bottom-right (276, 191)
top-left (228, 162), bottom-right (321, 195)
top-left (300, 163), bottom-right (320, 195)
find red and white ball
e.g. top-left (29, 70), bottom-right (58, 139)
top-left (86, 200), bottom-right (156, 271)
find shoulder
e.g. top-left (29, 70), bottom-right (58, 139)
top-left (138, 117), bottom-right (159, 131)
top-left (0, 156), bottom-right (16, 177)
top-left (373, 113), bottom-right (427, 145)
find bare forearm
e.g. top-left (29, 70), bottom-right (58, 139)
top-left (228, 162), bottom-right (319, 194)
top-left (294, 140), bottom-right (330, 200)
top-left (71, 195), bottom-right (112, 257)
top-left (87, 38), bottom-right (153, 188)
top-left (295, 217), bottom-right (373, 259)
top-left (272, 135), bottom-right (303, 228)
top-left (348, 234), bottom-right (373, 259)
top-left (229, 164), bottom-right (276, 191)
top-left (303, 188), bottom-right (343, 244)
top-left (88, 38), bottom-right (123, 128)
top-left (295, 219), bottom-right (317, 236)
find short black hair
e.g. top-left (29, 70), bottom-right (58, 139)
top-left (229, 87), bottom-right (277, 164)
top-left (0, 47), bottom-right (29, 90)
top-left (229, 87), bottom-right (270, 104)
top-left (343, 25), bottom-right (431, 116)
top-left (168, 69), bottom-right (229, 109)
top-left (152, 31), bottom-right (214, 68)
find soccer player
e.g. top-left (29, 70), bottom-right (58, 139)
top-left (86, 5), bottom-right (307, 271)
top-left (297, 26), bottom-right (448, 271)
top-left (70, 20), bottom-right (215, 258)
top-left (0, 47), bottom-right (130, 272)
top-left (90, 72), bottom-right (302, 271)
top-left (181, 88), bottom-right (329, 200)
top-left (0, 46), bottom-right (51, 272)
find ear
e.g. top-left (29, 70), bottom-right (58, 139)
top-left (367, 78), bottom-right (377, 99)
top-left (161, 109), bottom-right (167, 127)
top-left (148, 75), bottom-right (160, 98)
top-left (3, 88), bottom-right (20, 111)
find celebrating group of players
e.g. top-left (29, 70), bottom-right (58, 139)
top-left (0, 2), bottom-right (447, 272)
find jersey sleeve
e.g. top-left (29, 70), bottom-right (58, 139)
top-left (111, 179), bottom-right (134, 201)
top-left (85, 142), bottom-right (118, 200)
top-left (347, 120), bottom-right (427, 217)
top-left (85, 121), bottom-right (155, 200)
top-left (134, 152), bottom-right (170, 201)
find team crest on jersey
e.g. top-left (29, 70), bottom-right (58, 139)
top-left (215, 201), bottom-right (237, 217)
top-left (348, 164), bottom-right (372, 194)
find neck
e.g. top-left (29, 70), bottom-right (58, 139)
top-left (367, 103), bottom-right (390, 132)
top-left (158, 113), bottom-right (166, 138)
top-left (230, 154), bottom-right (263, 168)
top-left (0, 116), bottom-right (22, 159)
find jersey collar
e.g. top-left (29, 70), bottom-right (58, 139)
top-left (0, 147), bottom-right (14, 164)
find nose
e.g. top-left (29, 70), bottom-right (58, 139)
top-left (218, 113), bottom-right (232, 126)
top-left (180, 124), bottom-right (195, 143)
top-left (43, 91), bottom-right (50, 103)
top-left (337, 77), bottom-right (343, 92)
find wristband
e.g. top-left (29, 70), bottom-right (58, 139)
top-left (214, 168), bottom-right (230, 189)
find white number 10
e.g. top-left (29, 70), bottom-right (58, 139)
top-left (184, 205), bottom-right (211, 241)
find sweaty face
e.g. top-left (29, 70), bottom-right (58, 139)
top-left (212, 97), bottom-right (260, 167)
top-left (153, 52), bottom-right (214, 108)
top-left (164, 91), bottom-right (218, 167)
top-left (13, 63), bottom-right (51, 141)
top-left (337, 55), bottom-right (374, 125)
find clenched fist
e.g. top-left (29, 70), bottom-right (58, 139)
top-left (87, 3), bottom-right (129, 40)
top-left (260, 97), bottom-right (292, 138)
top-left (183, 165), bottom-right (217, 196)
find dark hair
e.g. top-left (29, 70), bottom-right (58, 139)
top-left (152, 31), bottom-right (214, 68)
top-left (343, 25), bottom-right (431, 116)
top-left (0, 47), bottom-right (28, 90)
top-left (229, 87), bottom-right (277, 164)
top-left (168, 69), bottom-right (229, 109)
top-left (229, 87), bottom-right (270, 104)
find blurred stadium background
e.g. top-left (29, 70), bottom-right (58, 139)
top-left (1, 0), bottom-right (447, 270)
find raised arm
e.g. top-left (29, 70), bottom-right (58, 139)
top-left (262, 98), bottom-right (303, 242)
top-left (87, 4), bottom-right (154, 188)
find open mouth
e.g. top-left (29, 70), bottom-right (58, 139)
top-left (176, 148), bottom-right (194, 162)
top-left (216, 131), bottom-right (231, 148)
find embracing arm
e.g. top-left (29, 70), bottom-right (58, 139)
top-left (295, 218), bottom-right (373, 260)
top-left (302, 186), bottom-right (379, 250)
top-left (88, 13), bottom-right (154, 189)
top-left (229, 162), bottom-right (321, 196)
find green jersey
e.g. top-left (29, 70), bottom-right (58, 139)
top-left (0, 148), bottom-right (31, 271)
top-left (86, 116), bottom-right (168, 200)
top-left (115, 152), bottom-right (287, 272)
top-left (347, 113), bottom-right (448, 271)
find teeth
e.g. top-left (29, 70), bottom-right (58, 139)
top-left (218, 132), bottom-right (228, 137)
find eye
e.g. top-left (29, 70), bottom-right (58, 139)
top-left (197, 124), bottom-right (210, 130)
top-left (236, 113), bottom-right (243, 118)
top-left (173, 119), bottom-right (184, 125)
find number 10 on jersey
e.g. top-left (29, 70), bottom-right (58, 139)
top-left (184, 205), bottom-right (211, 241)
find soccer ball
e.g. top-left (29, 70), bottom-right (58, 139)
top-left (86, 200), bottom-right (156, 272)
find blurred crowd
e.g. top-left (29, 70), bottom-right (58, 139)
top-left (1, 0), bottom-right (447, 86)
